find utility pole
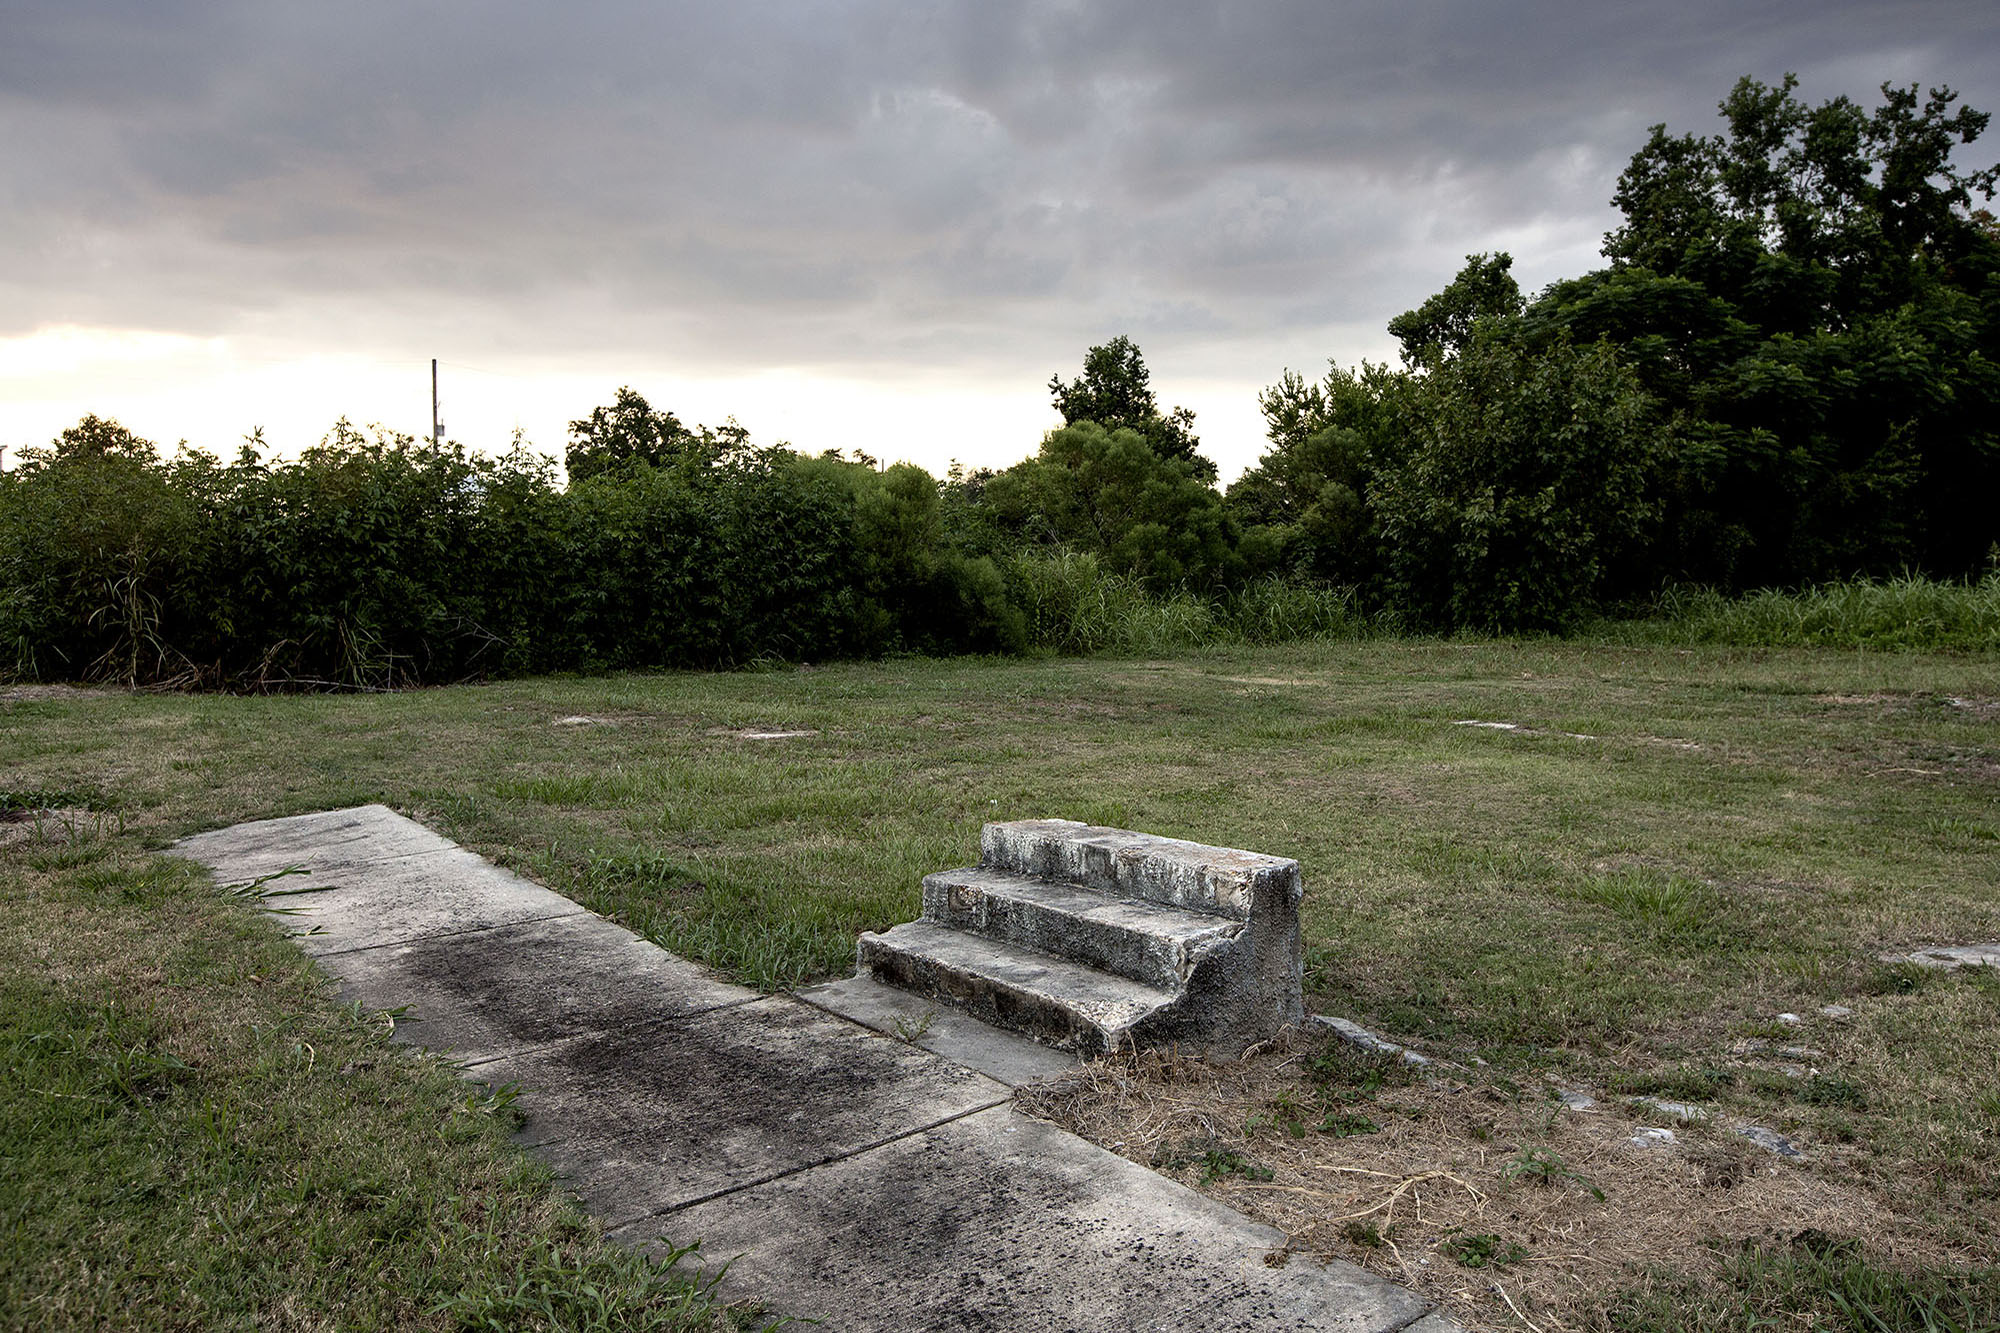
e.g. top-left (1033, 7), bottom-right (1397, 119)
top-left (431, 358), bottom-right (442, 445)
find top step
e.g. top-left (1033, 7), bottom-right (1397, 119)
top-left (980, 819), bottom-right (1301, 921)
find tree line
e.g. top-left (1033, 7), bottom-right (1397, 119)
top-left (3, 74), bottom-right (1994, 685)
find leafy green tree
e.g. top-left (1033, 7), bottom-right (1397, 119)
top-left (1386, 253), bottom-right (1525, 370)
top-left (986, 421), bottom-right (1239, 590)
top-left (564, 387), bottom-right (750, 483)
top-left (1228, 362), bottom-right (1410, 587)
top-left (1373, 332), bottom-right (1665, 631)
top-left (1049, 336), bottom-right (1216, 481)
top-left (1543, 74), bottom-right (2000, 585)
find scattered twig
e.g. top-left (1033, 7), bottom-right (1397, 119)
top-left (1494, 1281), bottom-right (1546, 1333)
top-left (1243, 1170), bottom-right (1485, 1227)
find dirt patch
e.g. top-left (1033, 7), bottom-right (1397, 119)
top-left (0, 807), bottom-right (99, 847)
top-left (0, 683), bottom-right (108, 702)
top-left (1017, 1032), bottom-right (1981, 1333)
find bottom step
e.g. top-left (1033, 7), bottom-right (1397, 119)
top-left (858, 921), bottom-right (1175, 1056)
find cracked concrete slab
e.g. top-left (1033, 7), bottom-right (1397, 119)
top-left (624, 1104), bottom-right (1429, 1333)
top-left (470, 996), bottom-right (1010, 1226)
top-left (175, 806), bottom-right (585, 954)
top-left (326, 913), bottom-right (760, 1064)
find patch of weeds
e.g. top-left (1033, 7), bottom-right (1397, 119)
top-left (27, 841), bottom-right (112, 871)
top-left (1442, 1231), bottom-right (1528, 1270)
top-left (76, 863), bottom-right (180, 906)
top-left (1737, 1019), bottom-right (1800, 1041)
top-left (1303, 944), bottom-right (1341, 993)
top-left (14, 1001), bottom-right (192, 1108)
top-left (461, 1081), bottom-right (526, 1131)
top-left (891, 1006), bottom-right (937, 1045)
top-left (220, 865), bottom-right (337, 915)
top-left (1504, 1147), bottom-right (1606, 1201)
top-left (1570, 868), bottom-right (1723, 944)
top-left (1319, 1110), bottom-right (1381, 1138)
top-left (1198, 1149), bottom-right (1274, 1186)
top-left (1342, 1221), bottom-right (1384, 1248)
top-left (1610, 1231), bottom-right (2000, 1333)
top-left (1960, 965), bottom-right (2000, 1000)
top-left (573, 852), bottom-right (848, 992)
top-left (1864, 962), bottom-right (1936, 995)
top-left (1610, 1066), bottom-right (1734, 1101)
top-left (1249, 1092), bottom-right (1312, 1139)
top-left (0, 785), bottom-right (109, 813)
top-left (1744, 1068), bottom-right (1802, 1097)
top-left (1799, 1075), bottom-right (1866, 1109)
top-left (1307, 1038), bottom-right (1413, 1099)
top-left (1153, 1137), bottom-right (1274, 1186)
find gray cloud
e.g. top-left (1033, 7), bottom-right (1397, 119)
top-left (3, 0), bottom-right (1996, 387)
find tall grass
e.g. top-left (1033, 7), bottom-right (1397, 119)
top-left (1002, 552), bottom-right (1371, 656)
top-left (1603, 575), bottom-right (2000, 651)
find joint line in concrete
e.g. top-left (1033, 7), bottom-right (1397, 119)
top-left (602, 1095), bottom-right (1014, 1232)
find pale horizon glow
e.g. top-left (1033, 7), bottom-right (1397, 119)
top-left (0, 323), bottom-right (1394, 483)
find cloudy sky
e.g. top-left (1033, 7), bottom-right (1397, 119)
top-left (3, 2), bottom-right (1995, 480)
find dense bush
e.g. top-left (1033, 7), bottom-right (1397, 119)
top-left (0, 420), bottom-right (1036, 687)
top-left (1372, 333), bottom-right (1665, 631)
top-left (981, 421), bottom-right (1241, 592)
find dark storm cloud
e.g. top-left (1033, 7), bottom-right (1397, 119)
top-left (3, 1), bottom-right (1996, 370)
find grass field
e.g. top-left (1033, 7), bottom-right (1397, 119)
top-left (5, 639), bottom-right (1999, 1330)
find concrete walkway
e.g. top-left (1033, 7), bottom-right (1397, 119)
top-left (177, 806), bottom-right (1455, 1333)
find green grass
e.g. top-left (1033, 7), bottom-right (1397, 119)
top-left (0, 804), bottom-right (763, 1328)
top-left (1612, 1231), bottom-right (2000, 1333)
top-left (5, 635), bottom-right (2000, 1324)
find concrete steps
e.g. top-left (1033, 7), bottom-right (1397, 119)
top-left (855, 820), bottom-right (1305, 1057)
top-left (921, 866), bottom-right (1243, 992)
top-left (858, 921), bottom-right (1176, 1053)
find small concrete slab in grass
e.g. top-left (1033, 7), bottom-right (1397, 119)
top-left (1881, 942), bottom-right (2000, 971)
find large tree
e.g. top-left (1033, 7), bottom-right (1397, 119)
top-left (1536, 75), bottom-right (2000, 586)
top-left (1049, 336), bottom-right (1216, 481)
top-left (1235, 74), bottom-right (2000, 625)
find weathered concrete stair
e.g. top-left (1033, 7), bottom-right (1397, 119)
top-left (858, 819), bottom-right (1304, 1056)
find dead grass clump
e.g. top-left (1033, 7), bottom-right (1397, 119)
top-left (1017, 1029), bottom-right (1984, 1333)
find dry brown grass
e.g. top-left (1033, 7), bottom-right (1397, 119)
top-left (1019, 1029), bottom-right (1991, 1333)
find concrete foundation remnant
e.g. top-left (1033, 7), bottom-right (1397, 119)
top-left (856, 819), bottom-right (1305, 1056)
